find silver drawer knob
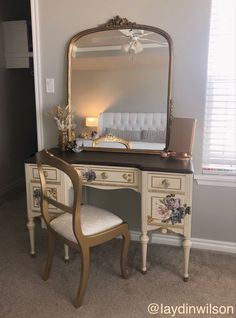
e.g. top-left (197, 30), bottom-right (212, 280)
top-left (43, 171), bottom-right (49, 178)
top-left (161, 179), bottom-right (170, 188)
top-left (122, 173), bottom-right (132, 182)
top-left (101, 172), bottom-right (108, 179)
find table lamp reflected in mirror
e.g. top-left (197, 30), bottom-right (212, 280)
top-left (85, 117), bottom-right (98, 139)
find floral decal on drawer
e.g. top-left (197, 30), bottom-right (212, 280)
top-left (33, 187), bottom-right (57, 208)
top-left (158, 194), bottom-right (191, 225)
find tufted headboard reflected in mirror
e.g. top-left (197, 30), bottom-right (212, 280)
top-left (67, 16), bottom-right (173, 153)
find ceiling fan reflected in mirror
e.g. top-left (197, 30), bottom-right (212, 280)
top-left (121, 29), bottom-right (145, 54)
top-left (72, 29), bottom-right (168, 56)
top-left (90, 29), bottom-right (168, 54)
top-left (119, 29), bottom-right (168, 54)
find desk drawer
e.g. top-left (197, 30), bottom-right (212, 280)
top-left (75, 166), bottom-right (138, 187)
top-left (148, 173), bottom-right (185, 193)
top-left (30, 183), bottom-right (62, 213)
top-left (29, 165), bottom-right (60, 183)
top-left (147, 193), bottom-right (185, 226)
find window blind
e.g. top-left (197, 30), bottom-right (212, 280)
top-left (202, 0), bottom-right (236, 175)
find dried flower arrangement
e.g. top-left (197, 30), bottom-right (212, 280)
top-left (50, 104), bottom-right (77, 151)
top-left (52, 105), bottom-right (71, 131)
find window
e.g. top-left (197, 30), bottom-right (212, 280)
top-left (202, 0), bottom-right (236, 176)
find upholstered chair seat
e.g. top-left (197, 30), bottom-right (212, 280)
top-left (50, 205), bottom-right (123, 241)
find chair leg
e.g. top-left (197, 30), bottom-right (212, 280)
top-left (42, 230), bottom-right (56, 281)
top-left (74, 247), bottom-right (90, 308)
top-left (120, 226), bottom-right (130, 279)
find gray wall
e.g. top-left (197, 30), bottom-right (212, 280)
top-left (37, 0), bottom-right (236, 243)
top-left (0, 0), bottom-right (37, 193)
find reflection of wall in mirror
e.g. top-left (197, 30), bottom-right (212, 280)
top-left (72, 68), bottom-right (168, 135)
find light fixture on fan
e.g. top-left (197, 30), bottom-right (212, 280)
top-left (122, 38), bottom-right (143, 54)
top-left (120, 29), bottom-right (168, 55)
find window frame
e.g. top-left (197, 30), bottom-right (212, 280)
top-left (201, 0), bottom-right (236, 182)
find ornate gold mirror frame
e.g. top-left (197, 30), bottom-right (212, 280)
top-left (67, 16), bottom-right (173, 154)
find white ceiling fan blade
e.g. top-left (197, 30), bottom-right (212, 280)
top-left (139, 32), bottom-right (154, 38)
top-left (119, 29), bottom-right (132, 36)
top-left (139, 38), bottom-right (168, 45)
top-left (92, 36), bottom-right (124, 43)
top-left (119, 29), bottom-right (147, 37)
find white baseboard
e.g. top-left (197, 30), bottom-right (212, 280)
top-left (130, 230), bottom-right (236, 254)
top-left (0, 178), bottom-right (24, 197)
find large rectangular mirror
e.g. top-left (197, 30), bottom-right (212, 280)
top-left (67, 16), bottom-right (173, 153)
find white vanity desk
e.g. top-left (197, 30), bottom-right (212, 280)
top-left (25, 148), bottom-right (193, 280)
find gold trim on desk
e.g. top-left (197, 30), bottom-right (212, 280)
top-left (83, 182), bottom-right (139, 189)
top-left (74, 166), bottom-right (137, 185)
top-left (150, 175), bottom-right (182, 191)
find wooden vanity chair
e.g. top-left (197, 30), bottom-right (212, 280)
top-left (36, 149), bottom-right (130, 308)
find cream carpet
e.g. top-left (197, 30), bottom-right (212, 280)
top-left (0, 188), bottom-right (235, 318)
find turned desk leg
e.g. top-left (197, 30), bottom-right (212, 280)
top-left (183, 238), bottom-right (192, 281)
top-left (140, 172), bottom-right (149, 274)
top-left (27, 218), bottom-right (36, 256)
top-left (140, 232), bottom-right (149, 274)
